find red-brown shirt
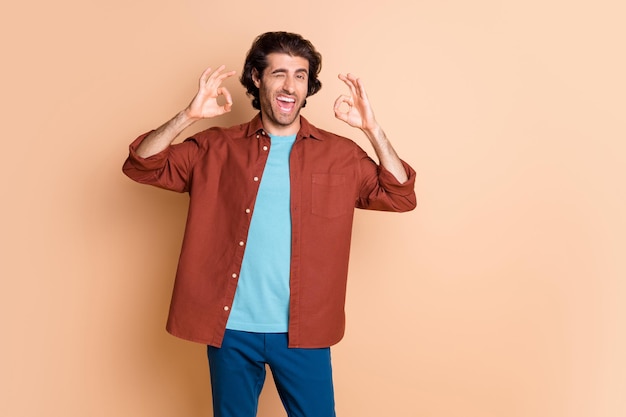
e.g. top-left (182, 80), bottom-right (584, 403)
top-left (123, 114), bottom-right (416, 348)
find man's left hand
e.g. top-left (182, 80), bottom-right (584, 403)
top-left (334, 73), bottom-right (378, 132)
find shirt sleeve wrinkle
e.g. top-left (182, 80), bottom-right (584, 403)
top-left (356, 151), bottom-right (417, 212)
top-left (123, 133), bottom-right (201, 193)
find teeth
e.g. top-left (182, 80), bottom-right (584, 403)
top-left (278, 97), bottom-right (295, 103)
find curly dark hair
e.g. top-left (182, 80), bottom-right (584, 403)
top-left (240, 31), bottom-right (323, 110)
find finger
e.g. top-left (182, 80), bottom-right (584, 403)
top-left (337, 73), bottom-right (354, 89)
top-left (206, 65), bottom-right (227, 83)
top-left (217, 70), bottom-right (237, 83)
top-left (212, 64), bottom-right (227, 76)
top-left (218, 87), bottom-right (234, 106)
top-left (221, 102), bottom-right (233, 113)
top-left (219, 85), bottom-right (234, 114)
top-left (339, 73), bottom-right (357, 82)
top-left (333, 96), bottom-right (352, 122)
top-left (333, 94), bottom-right (352, 112)
top-left (334, 107), bottom-right (348, 122)
top-left (204, 65), bottom-right (231, 83)
top-left (338, 73), bottom-right (358, 96)
top-left (355, 77), bottom-right (369, 100)
top-left (199, 67), bottom-right (213, 85)
top-left (207, 67), bottom-right (236, 90)
top-left (344, 73), bottom-right (367, 99)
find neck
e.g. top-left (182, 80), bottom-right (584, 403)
top-left (260, 114), bottom-right (301, 136)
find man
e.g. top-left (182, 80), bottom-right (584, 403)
top-left (123, 31), bottom-right (416, 417)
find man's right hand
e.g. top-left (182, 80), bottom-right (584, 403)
top-left (135, 65), bottom-right (236, 159)
top-left (185, 65), bottom-right (237, 121)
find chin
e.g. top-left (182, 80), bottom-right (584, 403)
top-left (275, 109), bottom-right (299, 125)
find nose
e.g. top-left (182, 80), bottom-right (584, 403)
top-left (282, 76), bottom-right (295, 94)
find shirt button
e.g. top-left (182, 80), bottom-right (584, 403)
top-left (239, 241), bottom-right (245, 246)
top-left (245, 208), bottom-right (251, 214)
top-left (231, 273), bottom-right (238, 279)
top-left (263, 146), bottom-right (268, 151)
top-left (224, 306), bottom-right (230, 311)
top-left (256, 134), bottom-right (260, 139)
top-left (261, 131), bottom-right (266, 136)
top-left (253, 176), bottom-right (259, 182)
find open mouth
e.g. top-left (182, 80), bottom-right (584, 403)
top-left (276, 95), bottom-right (296, 113)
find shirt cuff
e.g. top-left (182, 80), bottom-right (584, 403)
top-left (378, 160), bottom-right (417, 195)
top-left (125, 131), bottom-right (170, 171)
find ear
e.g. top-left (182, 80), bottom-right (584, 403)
top-left (252, 69), bottom-right (261, 89)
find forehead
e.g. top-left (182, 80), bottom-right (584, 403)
top-left (265, 52), bottom-right (309, 73)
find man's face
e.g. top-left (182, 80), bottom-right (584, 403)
top-left (253, 52), bottom-right (310, 135)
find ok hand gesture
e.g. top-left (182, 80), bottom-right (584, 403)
top-left (186, 65), bottom-right (237, 120)
top-left (333, 73), bottom-right (378, 132)
top-left (135, 65), bottom-right (236, 158)
top-left (333, 73), bottom-right (409, 183)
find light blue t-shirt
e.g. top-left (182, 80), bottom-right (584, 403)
top-left (226, 134), bottom-right (296, 332)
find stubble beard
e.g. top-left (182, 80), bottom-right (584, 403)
top-left (266, 97), bottom-right (304, 129)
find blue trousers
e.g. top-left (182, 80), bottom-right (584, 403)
top-left (207, 330), bottom-right (336, 417)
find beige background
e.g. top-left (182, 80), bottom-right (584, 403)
top-left (2, 0), bottom-right (625, 416)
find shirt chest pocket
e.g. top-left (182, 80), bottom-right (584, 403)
top-left (311, 173), bottom-right (352, 219)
